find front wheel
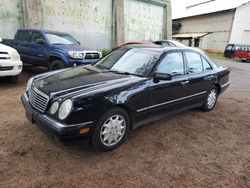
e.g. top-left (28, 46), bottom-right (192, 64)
top-left (7, 75), bottom-right (19, 84)
top-left (49, 60), bottom-right (65, 71)
top-left (202, 87), bottom-right (218, 111)
top-left (91, 108), bottom-right (130, 151)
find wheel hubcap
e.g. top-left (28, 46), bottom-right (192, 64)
top-left (207, 89), bottom-right (217, 109)
top-left (100, 115), bottom-right (126, 147)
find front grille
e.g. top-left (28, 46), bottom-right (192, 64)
top-left (0, 52), bottom-right (10, 60)
top-left (29, 86), bottom-right (49, 113)
top-left (0, 66), bottom-right (13, 71)
top-left (84, 53), bottom-right (100, 59)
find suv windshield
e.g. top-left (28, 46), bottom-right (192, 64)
top-left (94, 48), bottom-right (161, 77)
top-left (45, 33), bottom-right (79, 45)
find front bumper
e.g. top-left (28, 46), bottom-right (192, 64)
top-left (0, 60), bottom-right (22, 77)
top-left (21, 93), bottom-right (94, 145)
top-left (68, 58), bottom-right (99, 66)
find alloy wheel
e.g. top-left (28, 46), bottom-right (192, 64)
top-left (100, 115), bottom-right (126, 147)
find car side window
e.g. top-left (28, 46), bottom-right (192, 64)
top-left (16, 31), bottom-right (29, 43)
top-left (185, 52), bottom-right (203, 74)
top-left (157, 52), bottom-right (184, 76)
top-left (202, 57), bottom-right (212, 71)
top-left (31, 32), bottom-right (43, 44)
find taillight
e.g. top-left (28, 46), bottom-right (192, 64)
top-left (248, 53), bottom-right (250, 57)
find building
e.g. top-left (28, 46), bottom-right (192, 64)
top-left (172, 0), bottom-right (250, 52)
top-left (0, 0), bottom-right (171, 50)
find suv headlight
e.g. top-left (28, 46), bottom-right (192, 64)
top-left (26, 77), bottom-right (34, 91)
top-left (58, 99), bottom-right (73, 120)
top-left (11, 50), bottom-right (20, 61)
top-left (68, 51), bottom-right (84, 59)
top-left (99, 52), bottom-right (102, 58)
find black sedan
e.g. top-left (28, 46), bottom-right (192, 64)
top-left (21, 44), bottom-right (230, 151)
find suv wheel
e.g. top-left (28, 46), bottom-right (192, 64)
top-left (49, 60), bottom-right (65, 70)
top-left (7, 75), bottom-right (18, 84)
top-left (91, 108), bottom-right (130, 151)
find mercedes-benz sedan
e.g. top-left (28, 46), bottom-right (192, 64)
top-left (21, 44), bottom-right (230, 151)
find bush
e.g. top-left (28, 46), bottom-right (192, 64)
top-left (101, 49), bottom-right (112, 57)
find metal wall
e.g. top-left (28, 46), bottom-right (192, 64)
top-left (0, 0), bottom-right (171, 50)
top-left (174, 11), bottom-right (235, 52)
top-left (230, 2), bottom-right (250, 44)
top-left (41, 0), bottom-right (113, 50)
top-left (0, 0), bottom-right (23, 39)
top-left (124, 0), bottom-right (164, 42)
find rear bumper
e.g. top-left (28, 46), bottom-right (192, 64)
top-left (220, 82), bottom-right (230, 94)
top-left (0, 60), bottom-right (22, 77)
top-left (21, 93), bottom-right (94, 145)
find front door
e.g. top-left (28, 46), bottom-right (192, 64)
top-left (29, 32), bottom-right (47, 66)
top-left (147, 51), bottom-right (190, 116)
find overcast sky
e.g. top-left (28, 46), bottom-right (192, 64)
top-left (171, 0), bottom-right (250, 19)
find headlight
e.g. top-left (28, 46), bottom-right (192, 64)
top-left (68, 51), bottom-right (84, 59)
top-left (26, 77), bottom-right (34, 91)
top-left (58, 99), bottom-right (72, 120)
top-left (99, 52), bottom-right (102, 58)
top-left (49, 101), bottom-right (59, 115)
top-left (11, 50), bottom-right (20, 61)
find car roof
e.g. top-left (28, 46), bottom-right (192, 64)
top-left (154, 39), bottom-right (186, 47)
top-left (17, 29), bottom-right (70, 35)
top-left (122, 44), bottom-right (203, 54)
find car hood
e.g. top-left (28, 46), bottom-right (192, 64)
top-left (52, 44), bottom-right (98, 52)
top-left (0, 43), bottom-right (17, 53)
top-left (33, 65), bottom-right (142, 98)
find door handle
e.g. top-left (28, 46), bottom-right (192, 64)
top-left (205, 75), bottom-right (215, 80)
top-left (181, 80), bottom-right (189, 86)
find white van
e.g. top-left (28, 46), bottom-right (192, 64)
top-left (0, 38), bottom-right (22, 83)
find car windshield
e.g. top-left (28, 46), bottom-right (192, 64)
top-left (45, 33), bottom-right (79, 45)
top-left (94, 48), bottom-right (161, 77)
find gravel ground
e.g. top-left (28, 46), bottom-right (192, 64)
top-left (0, 59), bottom-right (249, 188)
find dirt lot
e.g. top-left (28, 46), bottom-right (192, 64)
top-left (0, 59), bottom-right (250, 188)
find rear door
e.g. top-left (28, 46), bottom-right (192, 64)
top-left (183, 51), bottom-right (215, 105)
top-left (29, 32), bottom-right (47, 66)
top-left (13, 31), bottom-right (31, 63)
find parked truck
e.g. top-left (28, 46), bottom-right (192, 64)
top-left (3, 29), bottom-right (102, 70)
top-left (0, 38), bottom-right (22, 83)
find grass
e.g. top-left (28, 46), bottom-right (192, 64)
top-left (206, 51), bottom-right (228, 61)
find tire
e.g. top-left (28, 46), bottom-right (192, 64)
top-left (7, 75), bottom-right (18, 84)
top-left (241, 59), bottom-right (247, 62)
top-left (91, 108), bottom-right (130, 151)
top-left (202, 87), bottom-right (218, 111)
top-left (49, 60), bottom-right (65, 71)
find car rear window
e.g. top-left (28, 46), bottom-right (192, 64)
top-left (16, 31), bottom-right (29, 42)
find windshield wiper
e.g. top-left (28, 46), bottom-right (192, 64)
top-left (109, 70), bottom-right (142, 77)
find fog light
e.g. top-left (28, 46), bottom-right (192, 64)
top-left (18, 65), bottom-right (22, 70)
top-left (79, 128), bottom-right (89, 134)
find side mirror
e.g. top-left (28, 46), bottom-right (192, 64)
top-left (77, 41), bottom-right (81, 45)
top-left (36, 39), bottom-right (45, 45)
top-left (0, 38), bottom-right (2, 43)
top-left (154, 72), bottom-right (172, 82)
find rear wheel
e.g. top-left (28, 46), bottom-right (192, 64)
top-left (91, 108), bottom-right (130, 151)
top-left (202, 87), bottom-right (218, 111)
top-left (49, 60), bottom-right (65, 70)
